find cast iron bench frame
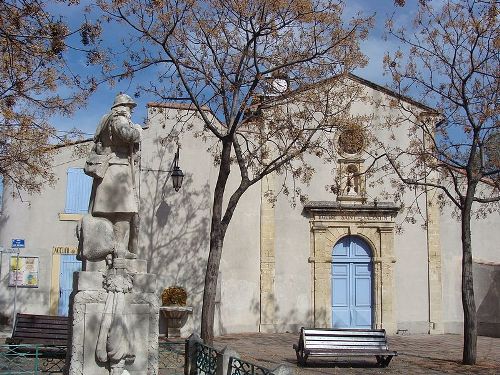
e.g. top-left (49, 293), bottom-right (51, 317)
top-left (293, 327), bottom-right (397, 367)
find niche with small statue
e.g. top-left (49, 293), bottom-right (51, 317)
top-left (334, 124), bottom-right (367, 202)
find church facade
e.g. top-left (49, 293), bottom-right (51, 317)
top-left (0, 75), bottom-right (498, 337)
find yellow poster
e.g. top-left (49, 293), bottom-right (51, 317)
top-left (9, 256), bottom-right (39, 287)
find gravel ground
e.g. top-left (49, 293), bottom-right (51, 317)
top-left (214, 333), bottom-right (500, 375)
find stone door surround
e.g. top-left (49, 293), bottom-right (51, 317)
top-left (304, 201), bottom-right (400, 334)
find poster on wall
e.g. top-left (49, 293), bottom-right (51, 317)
top-left (9, 256), bottom-right (39, 288)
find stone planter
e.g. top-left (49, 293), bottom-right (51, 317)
top-left (159, 306), bottom-right (193, 338)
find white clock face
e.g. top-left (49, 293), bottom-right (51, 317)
top-left (271, 78), bottom-right (288, 94)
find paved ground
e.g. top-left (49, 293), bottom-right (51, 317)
top-left (214, 333), bottom-right (500, 374)
top-left (2, 326), bottom-right (499, 374)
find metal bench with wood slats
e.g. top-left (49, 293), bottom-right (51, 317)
top-left (293, 327), bottom-right (397, 367)
top-left (5, 313), bottom-right (68, 358)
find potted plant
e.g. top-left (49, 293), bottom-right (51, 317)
top-left (159, 286), bottom-right (192, 338)
top-left (161, 286), bottom-right (187, 306)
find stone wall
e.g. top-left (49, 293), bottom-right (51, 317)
top-left (474, 261), bottom-right (500, 338)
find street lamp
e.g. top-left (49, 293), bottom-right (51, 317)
top-left (171, 147), bottom-right (184, 192)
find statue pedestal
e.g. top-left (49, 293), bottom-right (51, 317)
top-left (66, 260), bottom-right (159, 375)
top-left (160, 306), bottom-right (193, 338)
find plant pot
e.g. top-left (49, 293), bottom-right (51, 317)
top-left (159, 306), bottom-right (193, 338)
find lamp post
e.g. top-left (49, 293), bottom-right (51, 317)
top-left (139, 146), bottom-right (184, 191)
top-left (171, 147), bottom-right (184, 192)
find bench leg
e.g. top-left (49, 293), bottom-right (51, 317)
top-left (295, 349), bottom-right (306, 366)
top-left (298, 354), bottom-right (307, 366)
top-left (303, 353), bottom-right (309, 366)
top-left (376, 355), bottom-right (393, 367)
top-left (295, 349), bottom-right (301, 365)
top-left (382, 355), bottom-right (393, 367)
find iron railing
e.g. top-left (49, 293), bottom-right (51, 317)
top-left (194, 342), bottom-right (218, 375)
top-left (1, 343), bottom-right (187, 374)
top-left (1, 341), bottom-right (274, 375)
top-left (228, 357), bottom-right (273, 375)
top-left (0, 345), bottom-right (40, 374)
top-left (39, 356), bottom-right (65, 374)
top-left (0, 344), bottom-right (66, 374)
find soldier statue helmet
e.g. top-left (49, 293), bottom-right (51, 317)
top-left (112, 93), bottom-right (137, 109)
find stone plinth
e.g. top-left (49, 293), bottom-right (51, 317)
top-left (66, 260), bottom-right (159, 375)
top-left (159, 306), bottom-right (192, 338)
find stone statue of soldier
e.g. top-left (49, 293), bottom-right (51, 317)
top-left (82, 93), bottom-right (142, 261)
top-left (70, 93), bottom-right (159, 375)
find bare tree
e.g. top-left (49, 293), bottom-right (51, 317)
top-left (93, 0), bottom-right (373, 343)
top-left (0, 0), bottom-right (98, 194)
top-left (384, 0), bottom-right (499, 364)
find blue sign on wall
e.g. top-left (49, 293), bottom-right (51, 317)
top-left (11, 239), bottom-right (25, 248)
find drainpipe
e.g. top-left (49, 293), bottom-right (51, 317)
top-left (422, 115), bottom-right (433, 334)
top-left (424, 177), bottom-right (433, 334)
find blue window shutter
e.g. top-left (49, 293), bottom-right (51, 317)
top-left (65, 168), bottom-right (92, 213)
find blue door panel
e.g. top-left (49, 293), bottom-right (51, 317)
top-left (332, 263), bottom-right (350, 327)
top-left (58, 254), bottom-right (82, 316)
top-left (354, 278), bottom-right (371, 306)
top-left (332, 277), bottom-right (349, 306)
top-left (332, 263), bottom-right (348, 276)
top-left (354, 309), bottom-right (372, 328)
top-left (332, 264), bottom-right (349, 305)
top-left (332, 310), bottom-right (350, 327)
top-left (334, 240), bottom-right (349, 257)
top-left (353, 242), bottom-right (371, 257)
top-left (354, 263), bottom-right (370, 275)
top-left (332, 236), bottom-right (373, 329)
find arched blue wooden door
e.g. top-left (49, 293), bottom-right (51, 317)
top-left (331, 236), bottom-right (373, 328)
top-left (58, 254), bottom-right (82, 316)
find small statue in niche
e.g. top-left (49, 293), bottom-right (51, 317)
top-left (345, 163), bottom-right (361, 196)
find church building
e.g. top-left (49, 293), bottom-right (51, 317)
top-left (0, 74), bottom-right (498, 338)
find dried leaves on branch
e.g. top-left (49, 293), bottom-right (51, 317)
top-left (383, 0), bottom-right (499, 210)
top-left (93, 0), bottom-right (374, 195)
top-left (92, 0), bottom-right (372, 342)
top-left (382, 0), bottom-right (499, 364)
top-left (0, 1), bottom-right (96, 193)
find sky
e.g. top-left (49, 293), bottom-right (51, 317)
top-left (49, 0), bottom-right (419, 138)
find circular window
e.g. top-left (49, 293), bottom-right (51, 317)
top-left (338, 125), bottom-right (365, 155)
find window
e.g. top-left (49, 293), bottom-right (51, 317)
top-left (65, 168), bottom-right (92, 214)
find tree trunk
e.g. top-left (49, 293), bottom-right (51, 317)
top-left (461, 185), bottom-right (477, 365)
top-left (200, 219), bottom-right (225, 345)
top-left (200, 140), bottom-right (232, 345)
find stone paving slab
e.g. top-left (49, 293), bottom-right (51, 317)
top-left (214, 333), bottom-right (500, 374)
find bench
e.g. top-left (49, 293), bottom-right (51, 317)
top-left (293, 327), bottom-right (397, 367)
top-left (5, 313), bottom-right (68, 358)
